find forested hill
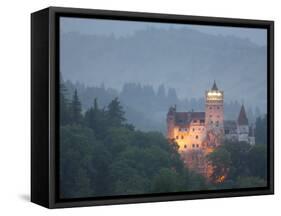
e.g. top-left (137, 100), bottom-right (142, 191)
top-left (61, 27), bottom-right (267, 112)
top-left (59, 86), bottom-right (208, 198)
top-left (63, 80), bottom-right (263, 133)
top-left (59, 85), bottom-right (268, 198)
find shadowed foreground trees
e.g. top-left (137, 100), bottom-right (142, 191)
top-left (60, 88), bottom-right (267, 198)
top-left (60, 89), bottom-right (208, 198)
top-left (207, 140), bottom-right (267, 189)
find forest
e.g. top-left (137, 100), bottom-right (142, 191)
top-left (63, 80), bottom-right (263, 133)
top-left (60, 84), bottom-right (268, 199)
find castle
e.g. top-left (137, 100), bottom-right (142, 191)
top-left (166, 81), bottom-right (255, 179)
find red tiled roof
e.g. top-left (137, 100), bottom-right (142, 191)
top-left (174, 111), bottom-right (205, 125)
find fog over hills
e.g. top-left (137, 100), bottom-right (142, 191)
top-left (61, 26), bottom-right (267, 113)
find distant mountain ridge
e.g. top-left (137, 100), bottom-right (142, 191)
top-left (61, 27), bottom-right (267, 113)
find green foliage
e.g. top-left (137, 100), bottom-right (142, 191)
top-left (60, 83), bottom-right (71, 125)
top-left (107, 97), bottom-right (126, 127)
top-left (207, 140), bottom-right (267, 187)
top-left (70, 89), bottom-right (83, 124)
top-left (236, 176), bottom-right (266, 188)
top-left (152, 168), bottom-right (183, 193)
top-left (255, 115), bottom-right (267, 145)
top-left (247, 144), bottom-right (267, 179)
top-left (59, 88), bottom-right (208, 198)
top-left (207, 147), bottom-right (231, 182)
top-left (60, 87), bottom-right (267, 198)
top-left (60, 125), bottom-right (97, 198)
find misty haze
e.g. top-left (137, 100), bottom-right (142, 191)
top-left (59, 17), bottom-right (268, 199)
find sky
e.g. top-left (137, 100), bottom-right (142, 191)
top-left (61, 17), bottom-right (267, 46)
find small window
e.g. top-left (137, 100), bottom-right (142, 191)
top-left (196, 144), bottom-right (199, 148)
top-left (184, 145), bottom-right (187, 148)
top-left (195, 135), bottom-right (199, 139)
top-left (192, 144), bottom-right (195, 148)
top-left (192, 128), bottom-right (195, 131)
top-left (181, 135), bottom-right (184, 139)
top-left (176, 136), bottom-right (179, 139)
top-left (209, 107), bottom-right (212, 109)
top-left (193, 120), bottom-right (197, 123)
top-left (209, 115), bottom-right (212, 118)
top-left (217, 106), bottom-right (220, 109)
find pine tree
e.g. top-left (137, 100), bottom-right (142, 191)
top-left (107, 97), bottom-right (126, 127)
top-left (70, 89), bottom-right (82, 124)
top-left (60, 83), bottom-right (70, 125)
top-left (84, 98), bottom-right (98, 130)
top-left (255, 114), bottom-right (267, 145)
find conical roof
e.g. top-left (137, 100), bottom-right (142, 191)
top-left (212, 80), bottom-right (218, 91)
top-left (237, 104), bottom-right (249, 125)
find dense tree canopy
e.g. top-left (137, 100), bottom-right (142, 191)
top-left (59, 87), bottom-right (267, 198)
top-left (59, 89), bottom-right (209, 198)
top-left (207, 140), bottom-right (267, 189)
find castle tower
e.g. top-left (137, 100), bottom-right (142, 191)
top-left (167, 105), bottom-right (176, 139)
top-left (237, 104), bottom-right (250, 142)
top-left (205, 81), bottom-right (224, 132)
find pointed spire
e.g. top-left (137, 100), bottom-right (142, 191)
top-left (237, 104), bottom-right (249, 125)
top-left (211, 80), bottom-right (218, 91)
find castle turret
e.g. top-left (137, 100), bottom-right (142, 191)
top-left (237, 104), bottom-right (250, 142)
top-left (205, 81), bottom-right (224, 132)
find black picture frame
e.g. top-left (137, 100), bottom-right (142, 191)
top-left (31, 6), bottom-right (274, 208)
